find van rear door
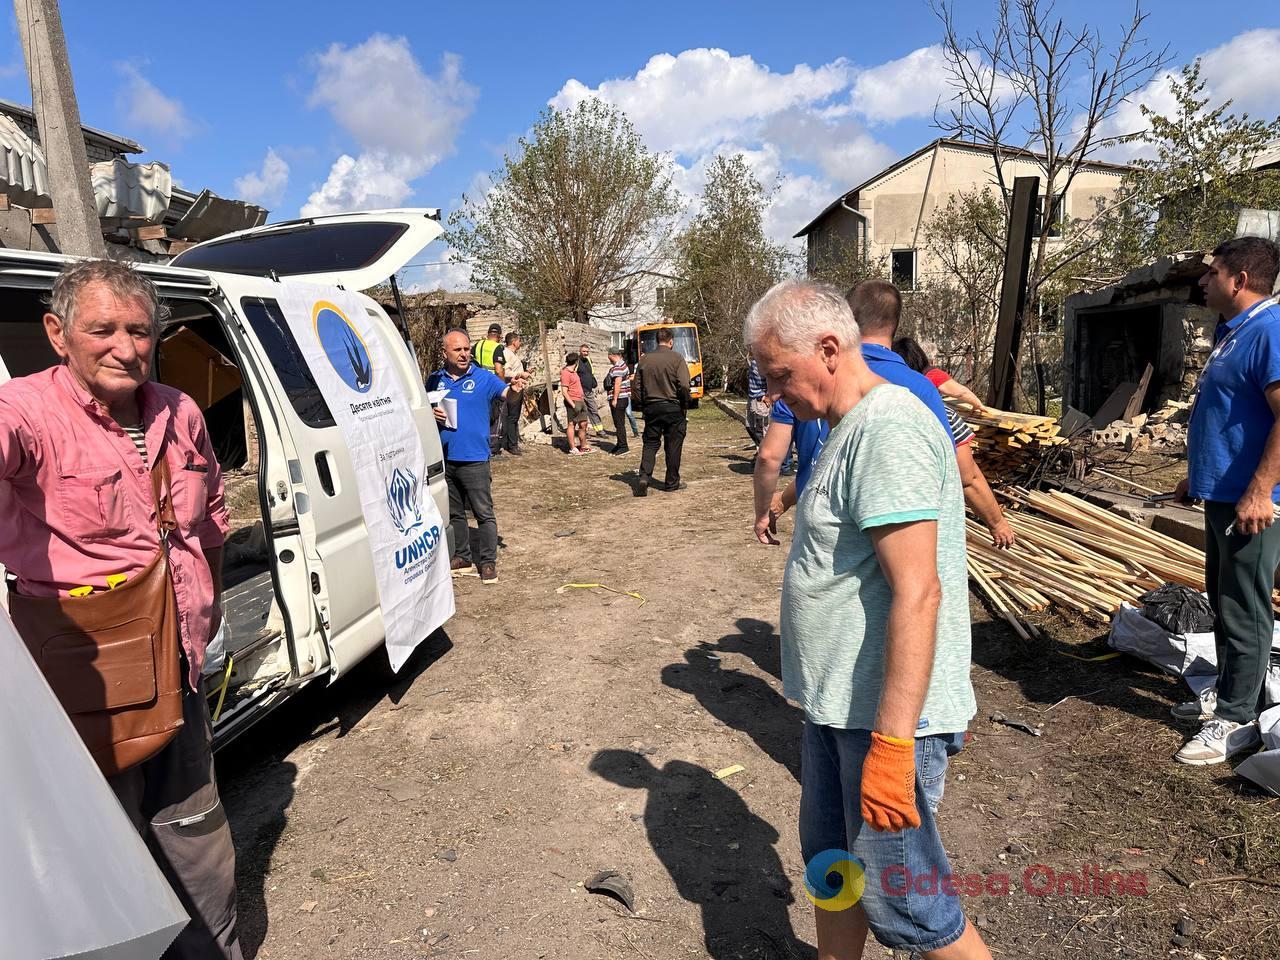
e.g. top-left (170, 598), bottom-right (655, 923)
top-left (183, 212), bottom-right (452, 678)
top-left (169, 209), bottom-right (444, 291)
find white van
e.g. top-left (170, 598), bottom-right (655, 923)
top-left (0, 209), bottom-right (453, 748)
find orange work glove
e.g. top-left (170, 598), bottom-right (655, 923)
top-left (860, 731), bottom-right (920, 832)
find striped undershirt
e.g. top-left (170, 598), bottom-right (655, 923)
top-left (122, 424), bottom-right (148, 466)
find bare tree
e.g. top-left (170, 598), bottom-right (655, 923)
top-left (933, 0), bottom-right (1170, 408)
top-left (447, 98), bottom-right (679, 326)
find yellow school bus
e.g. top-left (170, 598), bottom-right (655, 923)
top-left (633, 322), bottom-right (703, 406)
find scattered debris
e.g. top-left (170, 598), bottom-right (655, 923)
top-left (553, 529), bottom-right (576, 538)
top-left (584, 869), bottom-right (635, 912)
top-left (557, 582), bottom-right (647, 607)
top-left (1091, 399), bottom-right (1190, 452)
top-left (714, 764), bottom-right (746, 780)
top-left (957, 404), bottom-right (1069, 479)
top-left (436, 848), bottom-right (458, 863)
top-left (378, 779), bottom-right (424, 802)
top-left (989, 712), bottom-right (1042, 736)
top-left (299, 901), bottom-right (318, 914)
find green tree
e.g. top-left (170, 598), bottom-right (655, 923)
top-left (1102, 59), bottom-right (1280, 275)
top-left (447, 98), bottom-right (679, 325)
top-left (934, 0), bottom-right (1170, 409)
top-left (670, 154), bottom-right (793, 389)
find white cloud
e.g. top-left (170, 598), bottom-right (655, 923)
top-left (1097, 28), bottom-right (1280, 161)
top-left (407, 249), bottom-right (473, 292)
top-left (552, 49), bottom-right (852, 155)
top-left (851, 46), bottom-right (954, 124)
top-left (115, 63), bottom-right (196, 144)
top-left (303, 37), bottom-right (477, 216)
top-left (550, 48), bottom-right (902, 247)
top-left (233, 148), bottom-right (289, 208)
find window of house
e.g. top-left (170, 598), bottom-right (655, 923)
top-left (615, 288), bottom-right (633, 309)
top-left (240, 297), bottom-right (336, 428)
top-left (891, 250), bottom-right (917, 290)
top-left (656, 286), bottom-right (672, 315)
top-left (1034, 194), bottom-right (1065, 238)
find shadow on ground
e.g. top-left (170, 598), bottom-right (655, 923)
top-left (591, 748), bottom-right (816, 960)
top-left (663, 618), bottom-right (801, 781)
top-left (217, 629), bottom-right (453, 957)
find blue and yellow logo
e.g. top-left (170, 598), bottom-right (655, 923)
top-left (312, 300), bottom-right (373, 393)
top-left (804, 849), bottom-right (865, 912)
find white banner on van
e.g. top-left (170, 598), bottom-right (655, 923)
top-left (276, 287), bottom-right (453, 671)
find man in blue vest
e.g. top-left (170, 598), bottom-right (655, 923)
top-left (1174, 237), bottom-right (1280, 765)
top-left (429, 329), bottom-right (527, 583)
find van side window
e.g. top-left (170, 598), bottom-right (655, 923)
top-left (240, 298), bottom-right (336, 428)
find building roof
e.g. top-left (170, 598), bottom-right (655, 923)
top-left (0, 97), bottom-right (143, 155)
top-left (794, 137), bottom-right (1136, 238)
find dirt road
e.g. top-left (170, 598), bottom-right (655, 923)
top-left (219, 406), bottom-right (1280, 959)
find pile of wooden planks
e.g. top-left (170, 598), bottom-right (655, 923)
top-left (957, 404), bottom-right (1070, 479)
top-left (966, 487), bottom-right (1211, 640)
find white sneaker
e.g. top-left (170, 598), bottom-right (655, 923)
top-left (1171, 687), bottom-right (1218, 721)
top-left (1174, 717), bottom-right (1261, 765)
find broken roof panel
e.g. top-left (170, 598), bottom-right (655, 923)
top-left (0, 113), bottom-right (49, 207)
top-left (91, 158), bottom-right (172, 224)
top-left (167, 189), bottom-right (267, 242)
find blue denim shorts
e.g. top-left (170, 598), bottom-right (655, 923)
top-left (799, 722), bottom-right (968, 952)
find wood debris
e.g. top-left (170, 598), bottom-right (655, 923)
top-left (967, 487), bottom-right (1220, 636)
top-left (957, 404), bottom-right (1069, 479)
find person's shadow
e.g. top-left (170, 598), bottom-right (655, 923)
top-left (662, 620), bottom-right (803, 781)
top-left (590, 749), bottom-right (816, 960)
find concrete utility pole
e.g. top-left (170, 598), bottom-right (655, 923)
top-left (13, 0), bottom-right (106, 258)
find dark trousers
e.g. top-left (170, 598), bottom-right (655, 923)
top-left (501, 393), bottom-right (522, 451)
top-left (109, 678), bottom-right (243, 959)
top-left (1204, 500), bottom-right (1280, 723)
top-left (610, 400), bottom-right (631, 449)
top-left (639, 401), bottom-right (687, 487)
top-left (446, 459), bottom-right (498, 565)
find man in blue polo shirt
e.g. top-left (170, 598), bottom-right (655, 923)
top-left (1173, 237), bottom-right (1280, 765)
top-left (428, 329), bottom-right (528, 584)
top-left (846, 279), bottom-right (1013, 549)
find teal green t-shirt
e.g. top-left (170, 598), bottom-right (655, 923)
top-left (780, 384), bottom-right (975, 735)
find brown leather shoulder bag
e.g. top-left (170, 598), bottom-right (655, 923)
top-left (9, 453), bottom-right (183, 776)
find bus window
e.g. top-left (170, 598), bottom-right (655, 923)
top-left (672, 327), bottom-right (699, 364)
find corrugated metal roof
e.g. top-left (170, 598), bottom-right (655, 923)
top-left (0, 113), bottom-right (49, 207)
top-left (91, 158), bottom-right (172, 224)
top-left (0, 97), bottom-right (143, 154)
top-left (168, 189), bottom-right (267, 242)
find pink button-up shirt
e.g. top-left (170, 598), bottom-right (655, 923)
top-left (0, 364), bottom-right (230, 689)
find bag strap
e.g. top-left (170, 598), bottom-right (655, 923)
top-left (150, 451), bottom-right (177, 542)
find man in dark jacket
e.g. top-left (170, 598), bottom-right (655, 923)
top-left (576, 343), bottom-right (605, 436)
top-left (633, 327), bottom-right (691, 496)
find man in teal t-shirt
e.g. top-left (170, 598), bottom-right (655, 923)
top-left (743, 280), bottom-right (986, 960)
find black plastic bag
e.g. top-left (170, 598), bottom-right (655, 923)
top-left (1138, 583), bottom-right (1215, 634)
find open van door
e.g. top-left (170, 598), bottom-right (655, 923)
top-left (177, 211), bottom-right (453, 680)
top-left (170, 208), bottom-right (444, 291)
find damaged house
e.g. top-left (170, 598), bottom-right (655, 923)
top-left (0, 98), bottom-right (266, 261)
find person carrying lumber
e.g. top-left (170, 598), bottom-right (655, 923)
top-left (745, 279), bottom-right (990, 960)
top-left (844, 280), bottom-right (1013, 549)
top-left (1173, 236), bottom-right (1280, 766)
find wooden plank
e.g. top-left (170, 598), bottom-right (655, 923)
top-left (1122, 363), bottom-right (1154, 422)
top-left (1091, 381), bottom-right (1138, 427)
top-left (30, 207), bottom-right (56, 224)
top-left (129, 224), bottom-right (167, 241)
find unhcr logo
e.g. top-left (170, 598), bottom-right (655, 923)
top-left (385, 467), bottom-right (423, 536)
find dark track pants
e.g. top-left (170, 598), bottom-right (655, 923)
top-left (1204, 500), bottom-right (1280, 724)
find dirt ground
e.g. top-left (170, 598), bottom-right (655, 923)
top-left (217, 405), bottom-right (1280, 960)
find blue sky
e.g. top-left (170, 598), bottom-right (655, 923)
top-left (0, 1), bottom-right (1275, 289)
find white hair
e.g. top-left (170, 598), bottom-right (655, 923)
top-left (742, 279), bottom-right (860, 352)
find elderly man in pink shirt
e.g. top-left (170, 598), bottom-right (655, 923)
top-left (0, 259), bottom-right (242, 959)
